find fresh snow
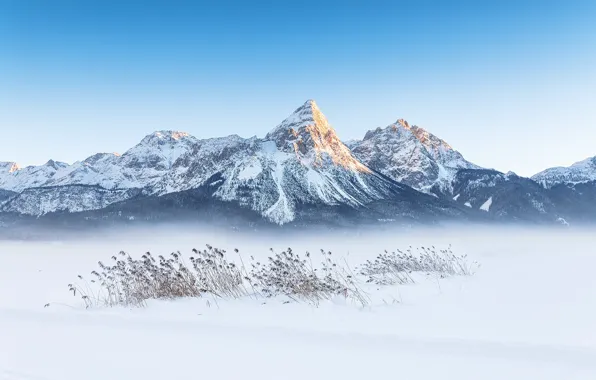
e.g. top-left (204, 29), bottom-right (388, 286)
top-left (0, 160), bottom-right (69, 193)
top-left (480, 197), bottom-right (493, 212)
top-left (1, 229), bottom-right (596, 380)
top-left (237, 159), bottom-right (263, 181)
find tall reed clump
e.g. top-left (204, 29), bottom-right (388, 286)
top-left (68, 245), bottom-right (369, 308)
top-left (248, 248), bottom-right (368, 306)
top-left (69, 246), bottom-right (249, 308)
top-left (359, 245), bottom-right (479, 285)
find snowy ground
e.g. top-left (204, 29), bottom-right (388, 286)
top-left (1, 227), bottom-right (596, 380)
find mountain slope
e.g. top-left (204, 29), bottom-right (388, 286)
top-left (0, 185), bottom-right (141, 216)
top-left (0, 131), bottom-right (198, 194)
top-left (0, 160), bottom-right (69, 192)
top-left (449, 169), bottom-right (562, 223)
top-left (548, 180), bottom-right (596, 223)
top-left (532, 156), bottom-right (596, 188)
top-left (349, 119), bottom-right (480, 194)
top-left (0, 189), bottom-right (16, 205)
top-left (46, 131), bottom-right (199, 190)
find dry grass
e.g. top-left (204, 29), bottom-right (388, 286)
top-left (248, 248), bottom-right (368, 306)
top-left (359, 245), bottom-right (479, 285)
top-left (69, 245), bottom-right (369, 308)
top-left (68, 244), bottom-right (477, 309)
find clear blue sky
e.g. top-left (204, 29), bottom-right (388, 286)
top-left (1, 0), bottom-right (595, 176)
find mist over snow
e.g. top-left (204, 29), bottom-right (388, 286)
top-left (1, 226), bottom-right (596, 380)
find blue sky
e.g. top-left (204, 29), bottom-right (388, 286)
top-left (1, 0), bottom-right (595, 176)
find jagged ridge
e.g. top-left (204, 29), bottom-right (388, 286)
top-left (349, 118), bottom-right (480, 194)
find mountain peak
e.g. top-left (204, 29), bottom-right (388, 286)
top-left (140, 130), bottom-right (192, 145)
top-left (352, 118), bottom-right (481, 193)
top-left (363, 119), bottom-right (456, 153)
top-left (43, 159), bottom-right (69, 170)
top-left (83, 153), bottom-right (120, 165)
top-left (303, 98), bottom-right (317, 107)
top-left (267, 99), bottom-right (324, 138)
top-left (396, 118), bottom-right (411, 129)
top-left (0, 162), bottom-right (20, 174)
top-left (295, 98), bottom-right (320, 113)
top-left (265, 100), bottom-right (369, 172)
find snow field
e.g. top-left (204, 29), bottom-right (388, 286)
top-left (1, 227), bottom-right (595, 380)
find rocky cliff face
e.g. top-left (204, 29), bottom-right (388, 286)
top-left (349, 119), bottom-right (480, 194)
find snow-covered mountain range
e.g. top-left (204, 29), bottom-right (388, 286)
top-left (1, 99), bottom-right (595, 229)
top-left (149, 100), bottom-right (429, 225)
top-left (0, 100), bottom-right (467, 226)
top-left (1, 131), bottom-right (198, 192)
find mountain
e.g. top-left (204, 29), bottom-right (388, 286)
top-left (47, 130), bottom-right (199, 190)
top-left (532, 156), bottom-right (596, 188)
top-left (151, 100), bottom-right (465, 225)
top-left (0, 160), bottom-right (69, 192)
top-left (0, 131), bottom-right (198, 194)
top-left (346, 118), bottom-right (596, 225)
top-left (449, 169), bottom-right (564, 223)
top-left (349, 119), bottom-right (480, 194)
top-left (0, 100), bottom-right (469, 226)
top-left (0, 162), bottom-right (19, 174)
top-left (547, 180), bottom-right (596, 223)
top-left (530, 157), bottom-right (596, 222)
top-left (0, 131), bottom-right (199, 216)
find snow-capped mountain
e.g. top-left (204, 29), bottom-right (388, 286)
top-left (152, 100), bottom-right (455, 225)
top-left (46, 130), bottom-right (199, 189)
top-left (0, 131), bottom-right (201, 216)
top-left (0, 160), bottom-right (69, 192)
top-left (349, 119), bottom-right (480, 194)
top-left (0, 131), bottom-right (198, 194)
top-left (532, 156), bottom-right (596, 188)
top-left (529, 156), bottom-right (596, 223)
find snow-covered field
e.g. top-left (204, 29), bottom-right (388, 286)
top-left (1, 227), bottom-right (596, 380)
